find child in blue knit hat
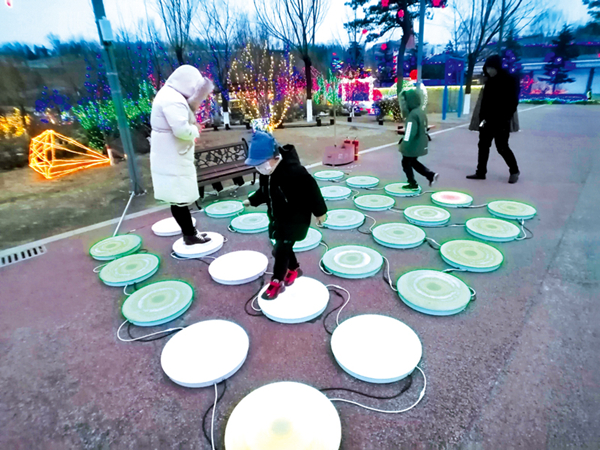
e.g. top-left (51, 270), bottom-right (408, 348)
top-left (243, 131), bottom-right (328, 300)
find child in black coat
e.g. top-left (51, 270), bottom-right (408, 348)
top-left (243, 132), bottom-right (327, 299)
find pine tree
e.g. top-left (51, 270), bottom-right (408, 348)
top-left (444, 41), bottom-right (454, 54)
top-left (501, 30), bottom-right (523, 78)
top-left (539, 26), bottom-right (580, 94)
top-left (582, 0), bottom-right (600, 22)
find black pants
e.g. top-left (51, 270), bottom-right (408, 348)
top-left (402, 156), bottom-right (434, 184)
top-left (477, 121), bottom-right (520, 175)
top-left (199, 177), bottom-right (245, 198)
top-left (171, 205), bottom-right (196, 237)
top-left (272, 240), bottom-right (299, 282)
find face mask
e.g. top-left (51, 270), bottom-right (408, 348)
top-left (256, 157), bottom-right (280, 176)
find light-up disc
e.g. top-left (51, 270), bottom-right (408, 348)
top-left (466, 217), bottom-right (520, 242)
top-left (99, 253), bottom-right (160, 286)
top-left (172, 232), bottom-right (224, 258)
top-left (397, 270), bottom-right (471, 316)
top-left (230, 213), bottom-right (269, 233)
top-left (346, 175), bottom-right (379, 189)
top-left (205, 200), bottom-right (244, 218)
top-left (314, 170), bottom-right (344, 181)
top-left (224, 381), bottom-right (341, 450)
top-left (487, 200), bottom-right (536, 220)
top-left (372, 223), bottom-right (426, 249)
top-left (384, 182), bottom-right (422, 197)
top-left (122, 280), bottom-right (194, 326)
top-left (89, 234), bottom-right (142, 261)
top-left (257, 277), bottom-right (329, 324)
top-left (354, 194), bottom-right (395, 211)
top-left (322, 245), bottom-right (383, 279)
top-left (272, 228), bottom-right (322, 252)
top-left (404, 205), bottom-right (450, 227)
top-left (431, 191), bottom-right (473, 208)
top-left (331, 314), bottom-right (422, 383)
top-left (151, 217), bottom-right (197, 237)
top-left (209, 251), bottom-right (268, 285)
top-left (440, 240), bottom-right (504, 272)
top-left (321, 185), bottom-right (352, 201)
top-left (323, 209), bottom-right (365, 230)
top-left (161, 320), bottom-right (249, 388)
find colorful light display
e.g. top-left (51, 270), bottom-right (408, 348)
top-left (0, 109), bottom-right (29, 138)
top-left (29, 130), bottom-right (110, 179)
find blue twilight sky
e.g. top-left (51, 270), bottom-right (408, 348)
top-left (0, 0), bottom-right (592, 48)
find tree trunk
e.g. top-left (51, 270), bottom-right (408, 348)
top-left (175, 46), bottom-right (185, 66)
top-left (465, 54), bottom-right (477, 95)
top-left (396, 34), bottom-right (409, 105)
top-left (304, 56), bottom-right (313, 100)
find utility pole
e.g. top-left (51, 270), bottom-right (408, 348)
top-left (416, 0), bottom-right (426, 85)
top-left (498, 0), bottom-right (506, 53)
top-left (91, 0), bottom-right (144, 195)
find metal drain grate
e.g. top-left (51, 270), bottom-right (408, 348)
top-left (0, 245), bottom-right (47, 268)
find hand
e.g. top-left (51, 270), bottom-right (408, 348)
top-left (479, 120), bottom-right (486, 128)
top-left (242, 199), bottom-right (251, 207)
top-left (316, 214), bottom-right (327, 227)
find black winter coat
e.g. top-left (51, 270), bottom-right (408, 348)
top-left (248, 144), bottom-right (328, 241)
top-left (480, 56), bottom-right (520, 125)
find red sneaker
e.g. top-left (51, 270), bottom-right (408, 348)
top-left (262, 280), bottom-right (285, 300)
top-left (284, 268), bottom-right (303, 286)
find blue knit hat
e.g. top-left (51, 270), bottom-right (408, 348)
top-left (245, 130), bottom-right (280, 166)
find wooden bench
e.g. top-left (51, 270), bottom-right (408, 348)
top-left (194, 138), bottom-right (257, 198)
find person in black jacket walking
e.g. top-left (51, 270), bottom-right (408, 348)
top-left (243, 131), bottom-right (328, 300)
top-left (467, 55), bottom-right (521, 184)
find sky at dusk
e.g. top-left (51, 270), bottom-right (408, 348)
top-left (0, 0), bottom-right (593, 48)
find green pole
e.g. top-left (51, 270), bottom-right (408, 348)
top-left (91, 0), bottom-right (144, 195)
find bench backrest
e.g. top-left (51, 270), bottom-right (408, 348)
top-left (194, 139), bottom-right (249, 173)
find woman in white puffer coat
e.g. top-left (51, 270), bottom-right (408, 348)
top-left (150, 65), bottom-right (214, 245)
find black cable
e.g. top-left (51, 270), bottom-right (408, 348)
top-left (323, 289), bottom-right (346, 335)
top-left (126, 321), bottom-right (181, 342)
top-left (244, 276), bottom-right (265, 317)
top-left (320, 374), bottom-right (413, 400)
top-left (357, 216), bottom-right (376, 235)
top-left (522, 223), bottom-right (534, 239)
top-left (202, 380), bottom-right (227, 448)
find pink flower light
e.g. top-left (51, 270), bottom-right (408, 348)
top-left (381, 43), bottom-right (388, 50)
top-left (382, 0), bottom-right (389, 7)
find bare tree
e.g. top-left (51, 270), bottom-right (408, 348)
top-left (155, 0), bottom-right (202, 65)
top-left (253, 0), bottom-right (330, 122)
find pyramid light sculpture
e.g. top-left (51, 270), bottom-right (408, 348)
top-left (29, 130), bottom-right (110, 179)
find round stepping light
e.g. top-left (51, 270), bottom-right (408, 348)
top-left (89, 234), bottom-right (142, 261)
top-left (225, 381), bottom-right (341, 450)
top-left (431, 191), bottom-right (473, 208)
top-left (172, 232), bottom-right (224, 259)
top-left (230, 213), bottom-right (269, 233)
top-left (384, 182), bottom-right (422, 197)
top-left (354, 194), bottom-right (395, 211)
top-left (331, 314), bottom-right (422, 383)
top-left (257, 277), bottom-right (329, 324)
top-left (321, 185), bottom-right (352, 201)
top-left (122, 280), bottom-right (194, 326)
top-left (99, 253), bottom-right (160, 287)
top-left (397, 270), bottom-right (471, 316)
top-left (152, 217), bottom-right (197, 237)
top-left (372, 223), bottom-right (426, 249)
top-left (404, 205), bottom-right (450, 227)
top-left (322, 209), bottom-right (365, 230)
top-left (205, 200), bottom-right (244, 218)
top-left (314, 170), bottom-right (345, 181)
top-left (466, 217), bottom-right (520, 243)
top-left (322, 245), bottom-right (383, 279)
top-left (209, 251), bottom-right (268, 285)
top-left (487, 200), bottom-right (536, 220)
top-left (272, 228), bottom-right (322, 252)
top-left (161, 319), bottom-right (249, 388)
top-left (440, 240), bottom-right (504, 272)
top-left (346, 175), bottom-right (379, 189)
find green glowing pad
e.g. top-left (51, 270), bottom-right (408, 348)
top-left (321, 186), bottom-right (352, 201)
top-left (314, 170), bottom-right (345, 181)
top-left (397, 269), bottom-right (471, 316)
top-left (487, 200), bottom-right (536, 220)
top-left (431, 191), bottom-right (473, 208)
top-left (384, 182), bottom-right (422, 197)
top-left (89, 234), bottom-right (142, 261)
top-left (403, 205), bottom-right (450, 227)
top-left (345, 175), bottom-right (379, 189)
top-left (230, 213), bottom-right (269, 233)
top-left (122, 280), bottom-right (194, 326)
top-left (322, 245), bottom-right (383, 279)
top-left (440, 240), bottom-right (503, 272)
top-left (99, 253), bottom-right (160, 286)
top-left (205, 200), bottom-right (244, 218)
top-left (323, 209), bottom-right (365, 230)
top-left (354, 194), bottom-right (395, 211)
top-left (466, 217), bottom-right (520, 242)
top-left (372, 223), bottom-right (426, 249)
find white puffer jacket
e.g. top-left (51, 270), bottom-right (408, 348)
top-left (150, 66), bottom-right (213, 205)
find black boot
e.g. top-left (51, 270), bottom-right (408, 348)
top-left (466, 173), bottom-right (486, 180)
top-left (183, 231), bottom-right (211, 245)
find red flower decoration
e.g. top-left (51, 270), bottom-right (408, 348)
top-left (410, 69), bottom-right (418, 81)
top-left (362, 29), bottom-right (368, 34)
top-left (382, 0), bottom-right (390, 6)
top-left (381, 43), bottom-right (388, 51)
top-left (398, 10), bottom-right (405, 18)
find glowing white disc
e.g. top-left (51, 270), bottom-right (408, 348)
top-left (331, 314), bottom-right (422, 383)
top-left (314, 170), bottom-right (345, 181)
top-left (209, 251), bottom-right (269, 285)
top-left (431, 191), bottom-right (473, 208)
top-left (257, 277), bottom-right (330, 324)
top-left (346, 175), bottom-right (380, 189)
top-left (161, 320), bottom-right (249, 388)
top-left (320, 185), bottom-right (352, 201)
top-left (151, 217), bottom-right (197, 237)
top-left (225, 381), bottom-right (342, 450)
top-left (172, 232), bottom-right (224, 258)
